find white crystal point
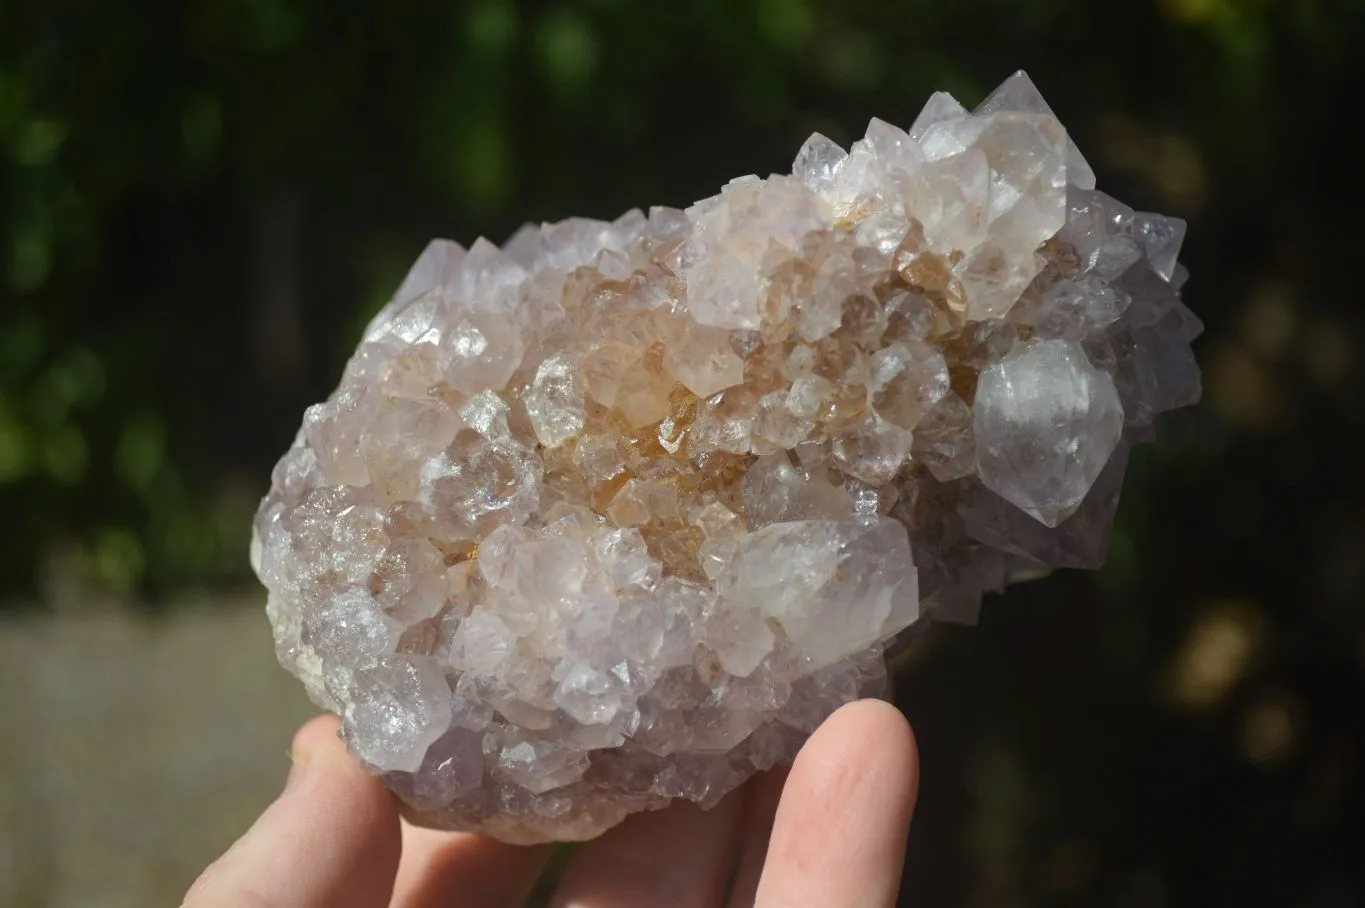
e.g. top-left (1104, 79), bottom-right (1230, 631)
top-left (345, 656), bottom-right (453, 773)
top-left (909, 91), bottom-right (969, 141)
top-left (717, 517), bottom-right (918, 669)
top-left (1131, 212), bottom-right (1187, 282)
top-left (973, 338), bottom-right (1125, 526)
top-left (792, 133), bottom-right (848, 192)
top-left (870, 339), bottom-right (950, 430)
top-left (524, 353), bottom-right (587, 448)
top-left (399, 239), bottom-right (467, 302)
top-left (976, 70), bottom-right (1097, 191)
top-left (684, 175), bottom-right (832, 329)
top-left (741, 454), bottom-right (852, 526)
top-left (364, 239), bottom-right (467, 342)
top-left (254, 71), bottom-right (1200, 845)
top-left (302, 586), bottom-right (400, 667)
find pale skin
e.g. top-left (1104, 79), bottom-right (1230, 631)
top-left (183, 699), bottom-right (918, 908)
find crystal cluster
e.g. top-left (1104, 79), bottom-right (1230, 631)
top-left (251, 71), bottom-right (1200, 844)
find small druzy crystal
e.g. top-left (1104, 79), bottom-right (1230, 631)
top-left (251, 71), bottom-right (1201, 844)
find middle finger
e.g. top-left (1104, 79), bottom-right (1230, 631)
top-left (390, 819), bottom-right (551, 908)
top-left (548, 784), bottom-right (747, 908)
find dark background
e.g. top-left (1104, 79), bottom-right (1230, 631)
top-left (2, 0), bottom-right (1363, 905)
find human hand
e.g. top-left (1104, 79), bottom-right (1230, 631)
top-left (183, 699), bottom-right (918, 908)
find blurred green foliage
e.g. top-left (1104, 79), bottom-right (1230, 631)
top-left (1, 0), bottom-right (1357, 598)
top-left (2, 0), bottom-right (1364, 902)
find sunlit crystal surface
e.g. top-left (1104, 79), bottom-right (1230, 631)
top-left (252, 71), bottom-right (1201, 844)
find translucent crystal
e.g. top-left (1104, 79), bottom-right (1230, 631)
top-left (253, 72), bottom-right (1200, 845)
top-left (344, 656), bottom-right (453, 773)
top-left (975, 69), bottom-right (1097, 191)
top-left (792, 133), bottom-right (848, 193)
top-left (974, 339), bottom-right (1125, 526)
top-left (524, 353), bottom-right (587, 448)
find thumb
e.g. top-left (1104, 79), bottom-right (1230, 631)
top-left (182, 715), bottom-right (402, 908)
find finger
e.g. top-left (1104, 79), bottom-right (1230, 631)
top-left (752, 700), bottom-right (918, 908)
top-left (724, 767), bottom-right (788, 908)
top-left (390, 819), bottom-right (551, 908)
top-left (182, 715), bottom-right (402, 908)
top-left (549, 784), bottom-right (747, 908)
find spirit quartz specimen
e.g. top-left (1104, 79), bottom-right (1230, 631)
top-left (251, 71), bottom-right (1201, 844)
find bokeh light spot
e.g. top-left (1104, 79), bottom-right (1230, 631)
top-left (1097, 117), bottom-right (1208, 213)
top-left (43, 424), bottom-right (88, 485)
top-left (466, 0), bottom-right (518, 52)
top-left (1160, 0), bottom-right (1227, 25)
top-left (8, 226), bottom-right (51, 293)
top-left (818, 29), bottom-right (885, 91)
top-left (1242, 688), bottom-right (1300, 767)
top-left (13, 117), bottom-right (69, 168)
top-left (1164, 598), bottom-right (1264, 712)
top-left (754, 0), bottom-right (815, 50)
top-left (0, 396), bottom-right (29, 484)
top-left (1238, 283), bottom-right (1297, 362)
top-left (451, 114), bottom-right (513, 212)
top-left (535, 9), bottom-right (599, 94)
top-left (1205, 340), bottom-right (1283, 431)
top-left (115, 416), bottom-right (167, 494)
top-left (92, 527), bottom-right (146, 593)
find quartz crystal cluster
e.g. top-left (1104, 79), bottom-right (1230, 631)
top-left (251, 71), bottom-right (1201, 844)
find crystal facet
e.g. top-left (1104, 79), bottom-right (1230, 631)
top-left (253, 71), bottom-right (1200, 844)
